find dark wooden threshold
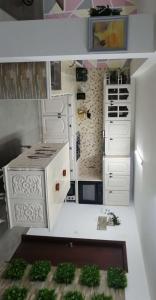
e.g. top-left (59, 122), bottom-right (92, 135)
top-left (12, 235), bottom-right (128, 272)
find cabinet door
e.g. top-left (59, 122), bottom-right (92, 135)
top-left (105, 174), bottom-right (130, 190)
top-left (105, 190), bottom-right (129, 206)
top-left (104, 157), bottom-right (130, 175)
top-left (105, 103), bottom-right (131, 120)
top-left (105, 85), bottom-right (131, 103)
top-left (105, 137), bottom-right (130, 155)
top-left (105, 121), bottom-right (130, 137)
top-left (42, 116), bottom-right (68, 142)
top-left (42, 97), bottom-right (67, 115)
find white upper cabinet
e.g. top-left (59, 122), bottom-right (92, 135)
top-left (42, 116), bottom-right (68, 143)
top-left (42, 96), bottom-right (68, 116)
top-left (105, 85), bottom-right (131, 103)
top-left (105, 121), bottom-right (131, 137)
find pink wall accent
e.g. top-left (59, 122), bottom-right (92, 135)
top-left (65, 0), bottom-right (82, 11)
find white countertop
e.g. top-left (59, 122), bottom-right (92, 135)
top-left (7, 143), bottom-right (67, 170)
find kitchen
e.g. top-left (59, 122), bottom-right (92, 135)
top-left (0, 10), bottom-right (155, 299)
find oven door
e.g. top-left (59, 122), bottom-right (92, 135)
top-left (78, 181), bottom-right (103, 205)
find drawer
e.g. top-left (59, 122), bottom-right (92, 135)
top-left (105, 190), bottom-right (129, 206)
top-left (7, 170), bottom-right (45, 200)
top-left (105, 121), bottom-right (131, 137)
top-left (105, 174), bottom-right (130, 190)
top-left (105, 137), bottom-right (130, 156)
top-left (104, 157), bottom-right (130, 175)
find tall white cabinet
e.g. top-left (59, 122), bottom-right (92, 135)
top-left (103, 72), bottom-right (131, 206)
top-left (41, 94), bottom-right (77, 181)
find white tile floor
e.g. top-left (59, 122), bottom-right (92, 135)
top-left (28, 203), bottom-right (151, 300)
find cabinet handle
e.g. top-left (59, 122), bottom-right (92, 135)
top-left (55, 183), bottom-right (60, 191)
top-left (110, 138), bottom-right (113, 140)
top-left (109, 191), bottom-right (112, 194)
top-left (109, 172), bottom-right (112, 175)
top-left (109, 175), bottom-right (112, 178)
top-left (63, 169), bottom-right (66, 176)
top-left (110, 121), bottom-right (113, 123)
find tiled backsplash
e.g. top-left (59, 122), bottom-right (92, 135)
top-left (77, 68), bottom-right (105, 180)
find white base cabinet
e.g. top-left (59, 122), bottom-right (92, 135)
top-left (3, 143), bottom-right (70, 230)
top-left (103, 157), bottom-right (130, 206)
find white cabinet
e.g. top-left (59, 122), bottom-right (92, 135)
top-left (104, 157), bottom-right (130, 175)
top-left (42, 116), bottom-right (68, 143)
top-left (41, 94), bottom-right (77, 181)
top-left (105, 121), bottom-right (130, 138)
top-left (105, 85), bottom-right (131, 103)
top-left (103, 156), bottom-right (130, 205)
top-left (105, 102), bottom-right (131, 121)
top-left (42, 96), bottom-right (68, 115)
top-left (3, 143), bottom-right (70, 230)
top-left (105, 137), bottom-right (130, 156)
top-left (105, 190), bottom-right (129, 206)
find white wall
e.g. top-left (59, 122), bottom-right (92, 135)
top-left (134, 62), bottom-right (156, 300)
top-left (0, 14), bottom-right (154, 62)
top-left (0, 9), bottom-right (14, 21)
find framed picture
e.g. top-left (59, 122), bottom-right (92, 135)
top-left (88, 16), bottom-right (128, 52)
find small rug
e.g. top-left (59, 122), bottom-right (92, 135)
top-left (97, 216), bottom-right (107, 230)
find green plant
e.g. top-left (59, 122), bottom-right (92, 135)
top-left (80, 265), bottom-right (100, 287)
top-left (4, 258), bottom-right (27, 280)
top-left (29, 260), bottom-right (51, 281)
top-left (108, 212), bottom-right (120, 226)
top-left (3, 286), bottom-right (27, 300)
top-left (107, 267), bottom-right (127, 289)
top-left (92, 293), bottom-right (113, 300)
top-left (36, 288), bottom-right (56, 300)
top-left (54, 262), bottom-right (76, 284)
top-left (63, 291), bottom-right (84, 300)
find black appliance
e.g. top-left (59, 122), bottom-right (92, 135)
top-left (78, 181), bottom-right (103, 205)
top-left (76, 67), bottom-right (88, 82)
top-left (77, 92), bottom-right (86, 100)
top-left (76, 131), bottom-right (80, 161)
top-left (66, 181), bottom-right (76, 202)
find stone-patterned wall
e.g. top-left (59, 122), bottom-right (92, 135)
top-left (77, 68), bottom-right (105, 180)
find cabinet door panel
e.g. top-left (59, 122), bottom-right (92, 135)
top-left (105, 121), bottom-right (130, 137)
top-left (105, 175), bottom-right (130, 190)
top-left (42, 116), bottom-right (68, 142)
top-left (105, 103), bottom-right (131, 120)
top-left (105, 138), bottom-right (130, 155)
top-left (104, 157), bottom-right (130, 175)
top-left (105, 190), bottom-right (129, 205)
top-left (42, 98), bottom-right (67, 115)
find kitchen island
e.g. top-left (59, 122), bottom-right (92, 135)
top-left (3, 143), bottom-right (70, 230)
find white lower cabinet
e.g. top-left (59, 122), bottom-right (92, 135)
top-left (105, 137), bottom-right (130, 155)
top-left (105, 121), bottom-right (131, 138)
top-left (103, 156), bottom-right (130, 205)
top-left (105, 190), bottom-right (129, 206)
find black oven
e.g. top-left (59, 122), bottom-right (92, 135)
top-left (66, 181), bottom-right (76, 202)
top-left (78, 181), bottom-right (103, 205)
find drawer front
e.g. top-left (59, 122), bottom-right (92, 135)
top-left (10, 199), bottom-right (47, 228)
top-left (7, 170), bottom-right (45, 200)
top-left (105, 174), bottom-right (130, 190)
top-left (105, 190), bottom-right (129, 206)
top-left (105, 121), bottom-right (131, 137)
top-left (105, 138), bottom-right (130, 156)
top-left (104, 157), bottom-right (130, 175)
top-left (105, 85), bottom-right (131, 102)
